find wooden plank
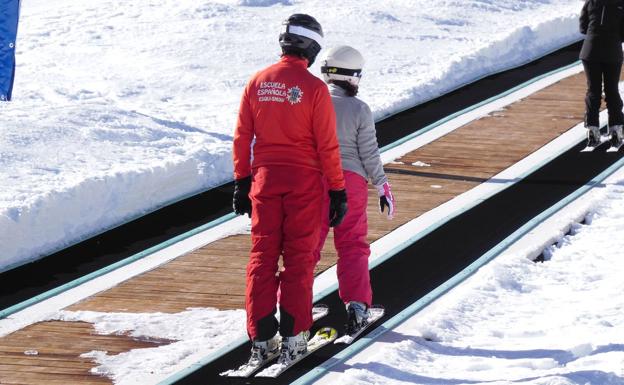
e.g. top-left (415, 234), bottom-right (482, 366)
top-left (0, 322), bottom-right (162, 385)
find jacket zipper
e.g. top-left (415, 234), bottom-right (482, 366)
top-left (601, 5), bottom-right (606, 26)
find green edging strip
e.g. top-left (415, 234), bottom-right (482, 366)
top-left (157, 55), bottom-right (585, 385)
top-left (0, 213), bottom-right (236, 320)
top-left (291, 139), bottom-right (624, 385)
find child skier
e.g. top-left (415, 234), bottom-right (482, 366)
top-left (317, 45), bottom-right (396, 335)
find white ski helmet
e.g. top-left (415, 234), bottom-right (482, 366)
top-left (320, 45), bottom-right (365, 86)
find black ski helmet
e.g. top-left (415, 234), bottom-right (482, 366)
top-left (279, 14), bottom-right (323, 67)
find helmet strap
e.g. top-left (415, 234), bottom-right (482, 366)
top-left (320, 66), bottom-right (362, 78)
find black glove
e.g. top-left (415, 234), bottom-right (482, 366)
top-left (233, 176), bottom-right (252, 217)
top-left (328, 189), bottom-right (348, 227)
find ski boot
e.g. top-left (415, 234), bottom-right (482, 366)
top-left (277, 330), bottom-right (309, 364)
top-left (345, 301), bottom-right (370, 335)
top-left (248, 335), bottom-right (280, 366)
top-left (610, 125), bottom-right (623, 149)
top-left (586, 125), bottom-right (601, 147)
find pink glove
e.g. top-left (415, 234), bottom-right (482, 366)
top-left (376, 181), bottom-right (395, 219)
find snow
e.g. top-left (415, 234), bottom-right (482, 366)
top-left (4, 0), bottom-right (623, 384)
top-left (312, 169), bottom-right (624, 385)
top-left (0, 0), bottom-right (583, 272)
top-left (55, 308), bottom-right (246, 384)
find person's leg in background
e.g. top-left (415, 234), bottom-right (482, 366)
top-left (582, 60), bottom-right (604, 145)
top-left (603, 61), bottom-right (624, 125)
top-left (583, 60), bottom-right (604, 128)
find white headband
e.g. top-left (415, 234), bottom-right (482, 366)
top-left (285, 25), bottom-right (324, 46)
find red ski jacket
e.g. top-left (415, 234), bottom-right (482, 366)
top-left (233, 55), bottom-right (345, 191)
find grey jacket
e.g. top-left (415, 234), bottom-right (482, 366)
top-left (329, 84), bottom-right (387, 186)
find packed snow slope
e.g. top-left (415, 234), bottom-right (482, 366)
top-left (0, 0), bottom-right (583, 271)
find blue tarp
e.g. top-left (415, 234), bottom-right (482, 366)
top-left (0, 0), bottom-right (20, 101)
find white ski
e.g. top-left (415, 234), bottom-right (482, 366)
top-left (581, 136), bottom-right (610, 152)
top-left (607, 139), bottom-right (623, 152)
top-left (255, 326), bottom-right (338, 378)
top-left (334, 304), bottom-right (385, 345)
top-left (220, 304), bottom-right (330, 378)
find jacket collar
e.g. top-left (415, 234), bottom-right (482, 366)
top-left (329, 83), bottom-right (349, 97)
top-left (280, 54), bottom-right (309, 68)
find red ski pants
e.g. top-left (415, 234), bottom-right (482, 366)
top-left (314, 170), bottom-right (372, 307)
top-left (246, 165), bottom-right (323, 340)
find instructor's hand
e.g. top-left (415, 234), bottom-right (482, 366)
top-left (328, 189), bottom-right (348, 227)
top-left (233, 176), bottom-right (252, 218)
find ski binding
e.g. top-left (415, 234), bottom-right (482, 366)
top-left (255, 326), bottom-right (338, 378)
top-left (334, 304), bottom-right (385, 345)
top-left (220, 303), bottom-right (329, 377)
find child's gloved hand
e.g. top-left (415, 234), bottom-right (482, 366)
top-left (376, 181), bottom-right (395, 219)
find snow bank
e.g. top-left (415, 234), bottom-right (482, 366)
top-left (0, 104), bottom-right (232, 271)
top-left (370, 15), bottom-right (581, 119)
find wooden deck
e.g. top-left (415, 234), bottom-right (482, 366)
top-left (0, 69), bottom-right (600, 384)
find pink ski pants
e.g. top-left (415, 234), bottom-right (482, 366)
top-left (314, 170), bottom-right (373, 307)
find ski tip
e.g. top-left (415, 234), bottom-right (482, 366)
top-left (220, 369), bottom-right (245, 378)
top-left (220, 363), bottom-right (263, 377)
top-left (256, 363), bottom-right (288, 378)
top-left (334, 335), bottom-right (355, 344)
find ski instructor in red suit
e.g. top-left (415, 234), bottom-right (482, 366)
top-left (232, 14), bottom-right (347, 365)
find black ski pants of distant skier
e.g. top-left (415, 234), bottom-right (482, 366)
top-left (583, 60), bottom-right (624, 128)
